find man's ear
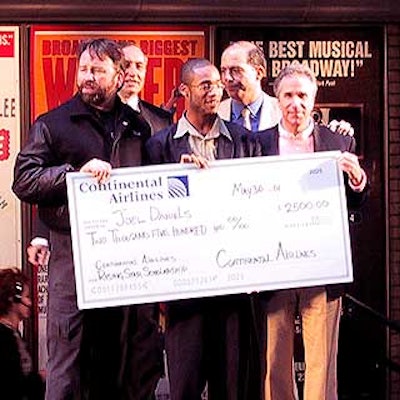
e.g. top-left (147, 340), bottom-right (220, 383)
top-left (117, 70), bottom-right (125, 91)
top-left (256, 65), bottom-right (267, 80)
top-left (179, 83), bottom-right (189, 98)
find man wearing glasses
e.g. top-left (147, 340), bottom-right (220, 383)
top-left (146, 58), bottom-right (250, 400)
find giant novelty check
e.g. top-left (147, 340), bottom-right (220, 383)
top-left (67, 151), bottom-right (353, 309)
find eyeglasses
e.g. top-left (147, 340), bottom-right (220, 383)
top-left (191, 81), bottom-right (225, 92)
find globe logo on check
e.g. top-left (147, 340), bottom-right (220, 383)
top-left (167, 175), bottom-right (190, 198)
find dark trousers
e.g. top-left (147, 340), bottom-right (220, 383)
top-left (46, 231), bottom-right (162, 400)
top-left (165, 295), bottom-right (258, 400)
top-left (119, 304), bottom-right (164, 400)
top-left (46, 301), bottom-right (124, 400)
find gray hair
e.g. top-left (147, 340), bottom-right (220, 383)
top-left (273, 63), bottom-right (318, 97)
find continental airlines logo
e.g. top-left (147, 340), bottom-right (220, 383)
top-left (77, 174), bottom-right (190, 204)
top-left (167, 175), bottom-right (190, 198)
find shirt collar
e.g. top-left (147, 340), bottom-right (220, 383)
top-left (174, 112), bottom-right (232, 141)
top-left (126, 96), bottom-right (140, 112)
top-left (231, 94), bottom-right (263, 120)
top-left (278, 118), bottom-right (315, 139)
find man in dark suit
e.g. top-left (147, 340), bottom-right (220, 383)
top-left (254, 64), bottom-right (368, 400)
top-left (146, 58), bottom-right (250, 400)
top-left (119, 42), bottom-right (172, 135)
top-left (118, 41), bottom-right (173, 399)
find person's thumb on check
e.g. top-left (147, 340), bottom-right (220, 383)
top-left (80, 158), bottom-right (112, 183)
top-left (180, 153), bottom-right (209, 169)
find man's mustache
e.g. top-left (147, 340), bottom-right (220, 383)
top-left (227, 82), bottom-right (245, 91)
top-left (81, 81), bottom-right (98, 89)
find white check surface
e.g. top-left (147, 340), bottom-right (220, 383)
top-left (67, 151), bottom-right (353, 309)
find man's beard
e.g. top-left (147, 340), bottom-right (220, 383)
top-left (78, 82), bottom-right (108, 107)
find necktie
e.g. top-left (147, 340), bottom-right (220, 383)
top-left (241, 107), bottom-right (252, 131)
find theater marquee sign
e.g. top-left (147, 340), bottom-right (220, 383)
top-left (30, 25), bottom-right (209, 120)
top-left (217, 26), bottom-right (382, 157)
top-left (216, 27), bottom-right (380, 94)
top-left (267, 39), bottom-right (372, 83)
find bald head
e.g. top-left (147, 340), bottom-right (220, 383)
top-left (220, 41), bottom-right (266, 105)
top-left (222, 41), bottom-right (266, 73)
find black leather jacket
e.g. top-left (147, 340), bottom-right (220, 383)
top-left (13, 93), bottom-right (150, 231)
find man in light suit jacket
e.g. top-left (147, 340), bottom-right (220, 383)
top-left (254, 64), bottom-right (368, 400)
top-left (219, 41), bottom-right (280, 131)
top-left (219, 40), bottom-right (353, 135)
top-left (219, 40), bottom-right (282, 399)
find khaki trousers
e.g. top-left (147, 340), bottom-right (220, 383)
top-left (264, 287), bottom-right (341, 400)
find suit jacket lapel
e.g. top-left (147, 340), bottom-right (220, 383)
top-left (259, 93), bottom-right (281, 131)
top-left (173, 122), bottom-right (235, 161)
top-left (171, 134), bottom-right (192, 163)
top-left (313, 124), bottom-right (330, 152)
top-left (138, 102), bottom-right (157, 135)
top-left (271, 128), bottom-right (280, 155)
top-left (216, 134), bottom-right (234, 159)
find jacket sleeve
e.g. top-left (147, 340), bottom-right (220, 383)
top-left (12, 120), bottom-right (74, 206)
top-left (31, 208), bottom-right (50, 240)
top-left (344, 136), bottom-right (369, 209)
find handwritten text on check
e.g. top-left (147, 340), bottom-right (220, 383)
top-left (67, 151), bottom-right (353, 309)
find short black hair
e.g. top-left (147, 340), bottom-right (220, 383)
top-left (180, 58), bottom-right (214, 85)
top-left (77, 38), bottom-right (126, 71)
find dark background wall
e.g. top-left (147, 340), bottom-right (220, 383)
top-left (0, 0), bottom-right (398, 24)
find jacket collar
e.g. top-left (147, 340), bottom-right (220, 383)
top-left (274, 123), bottom-right (331, 153)
top-left (69, 93), bottom-right (148, 139)
top-left (69, 93), bottom-right (125, 119)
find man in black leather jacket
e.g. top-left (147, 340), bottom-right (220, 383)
top-left (13, 38), bottom-right (162, 400)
